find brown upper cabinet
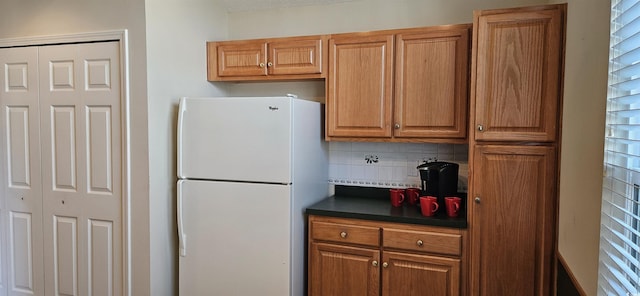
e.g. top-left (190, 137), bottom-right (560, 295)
top-left (395, 26), bottom-right (470, 140)
top-left (326, 24), bottom-right (471, 143)
top-left (326, 32), bottom-right (395, 139)
top-left (207, 35), bottom-right (328, 81)
top-left (472, 6), bottom-right (564, 142)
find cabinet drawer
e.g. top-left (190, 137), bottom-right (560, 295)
top-left (382, 228), bottom-right (461, 256)
top-left (311, 221), bottom-right (380, 247)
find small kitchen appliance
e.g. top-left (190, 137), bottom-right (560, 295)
top-left (417, 161), bottom-right (459, 208)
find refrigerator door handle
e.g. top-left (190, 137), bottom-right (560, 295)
top-left (177, 181), bottom-right (187, 257)
top-left (177, 97), bottom-right (187, 177)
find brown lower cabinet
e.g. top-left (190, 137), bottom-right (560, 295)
top-left (310, 243), bottom-right (380, 296)
top-left (469, 145), bottom-right (556, 296)
top-left (308, 215), bottom-right (465, 296)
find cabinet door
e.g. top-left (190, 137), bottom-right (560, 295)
top-left (268, 37), bottom-right (325, 75)
top-left (394, 25), bottom-right (470, 139)
top-left (327, 33), bottom-right (394, 138)
top-left (469, 145), bottom-right (556, 296)
top-left (309, 242), bottom-right (380, 296)
top-left (472, 6), bottom-right (564, 142)
top-left (210, 40), bottom-right (268, 77)
top-left (382, 251), bottom-right (460, 296)
top-left (0, 46), bottom-right (45, 296)
top-left (39, 41), bottom-right (123, 296)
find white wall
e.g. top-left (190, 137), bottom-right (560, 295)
top-left (0, 1), bottom-right (151, 295)
top-left (144, 0), bottom-right (229, 295)
top-left (227, 0), bottom-right (550, 38)
top-left (551, 0), bottom-right (610, 295)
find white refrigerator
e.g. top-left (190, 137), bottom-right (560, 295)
top-left (176, 95), bottom-right (328, 296)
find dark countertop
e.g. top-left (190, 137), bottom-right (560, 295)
top-left (306, 185), bottom-right (468, 228)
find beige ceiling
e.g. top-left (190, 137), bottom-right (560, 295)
top-left (219, 0), bottom-right (361, 12)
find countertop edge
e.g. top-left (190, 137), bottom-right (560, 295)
top-left (305, 194), bottom-right (468, 229)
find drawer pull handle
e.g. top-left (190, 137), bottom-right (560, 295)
top-left (340, 231), bottom-right (347, 238)
top-left (372, 260), bottom-right (378, 267)
top-left (382, 262), bottom-right (389, 268)
top-left (417, 239), bottom-right (424, 247)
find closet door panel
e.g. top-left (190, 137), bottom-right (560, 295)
top-left (50, 106), bottom-right (77, 191)
top-left (86, 107), bottom-right (113, 194)
top-left (89, 219), bottom-right (114, 296)
top-left (9, 212), bottom-right (33, 294)
top-left (53, 216), bottom-right (77, 296)
top-left (0, 47), bottom-right (45, 296)
top-left (39, 42), bottom-right (122, 296)
top-left (6, 108), bottom-right (30, 188)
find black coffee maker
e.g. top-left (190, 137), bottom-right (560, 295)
top-left (417, 161), bottom-right (459, 207)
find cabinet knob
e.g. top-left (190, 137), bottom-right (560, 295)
top-left (475, 197), bottom-right (481, 203)
top-left (382, 262), bottom-right (389, 268)
top-left (259, 62), bottom-right (265, 68)
top-left (372, 260), bottom-right (378, 267)
top-left (394, 123), bottom-right (400, 129)
top-left (477, 124), bottom-right (484, 131)
top-left (267, 62), bottom-right (273, 67)
top-left (340, 231), bottom-right (347, 238)
top-left (416, 239), bottom-right (423, 247)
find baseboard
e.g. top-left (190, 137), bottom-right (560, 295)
top-left (557, 253), bottom-right (588, 296)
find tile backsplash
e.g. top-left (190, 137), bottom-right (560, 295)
top-left (329, 142), bottom-right (469, 191)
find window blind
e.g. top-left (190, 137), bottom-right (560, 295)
top-left (600, 0), bottom-right (640, 295)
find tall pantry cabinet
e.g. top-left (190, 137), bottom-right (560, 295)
top-left (467, 4), bottom-right (566, 296)
top-left (0, 42), bottom-right (123, 296)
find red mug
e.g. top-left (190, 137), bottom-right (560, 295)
top-left (389, 189), bottom-right (405, 207)
top-left (445, 197), bottom-right (462, 217)
top-left (420, 196), bottom-right (439, 217)
top-left (405, 188), bottom-right (421, 205)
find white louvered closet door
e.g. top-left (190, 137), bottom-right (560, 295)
top-left (38, 42), bottom-right (122, 296)
top-left (0, 47), bottom-right (45, 296)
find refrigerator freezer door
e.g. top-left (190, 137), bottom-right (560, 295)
top-left (177, 97), bottom-right (292, 183)
top-left (178, 179), bottom-right (291, 296)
